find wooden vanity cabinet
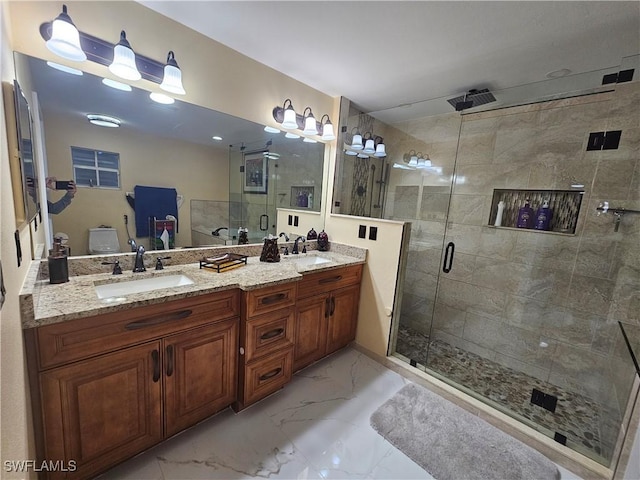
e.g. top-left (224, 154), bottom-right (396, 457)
top-left (293, 265), bottom-right (363, 372)
top-left (25, 290), bottom-right (239, 480)
top-left (234, 282), bottom-right (297, 411)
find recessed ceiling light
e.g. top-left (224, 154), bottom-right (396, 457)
top-left (212, 136), bottom-right (223, 141)
top-left (285, 132), bottom-right (300, 139)
top-left (46, 61), bottom-right (83, 76)
top-left (86, 114), bottom-right (121, 128)
top-left (102, 78), bottom-right (132, 91)
top-left (264, 125), bottom-right (281, 134)
top-left (546, 68), bottom-right (572, 79)
top-left (571, 183), bottom-right (585, 188)
top-left (149, 92), bottom-right (175, 104)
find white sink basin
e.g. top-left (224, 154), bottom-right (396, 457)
top-left (289, 255), bottom-right (332, 267)
top-left (95, 274), bottom-right (194, 299)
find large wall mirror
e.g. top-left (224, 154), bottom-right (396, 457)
top-left (2, 80), bottom-right (41, 228)
top-left (14, 52), bottom-right (325, 257)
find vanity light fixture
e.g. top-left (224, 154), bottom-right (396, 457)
top-left (41, 9), bottom-right (187, 94)
top-left (374, 137), bottom-right (387, 157)
top-left (102, 78), bottom-right (132, 91)
top-left (302, 107), bottom-right (318, 135)
top-left (109, 31), bottom-right (141, 81)
top-left (149, 92), bottom-right (175, 104)
top-left (362, 133), bottom-right (375, 154)
top-left (159, 51), bottom-right (185, 95)
top-left (45, 5), bottom-right (86, 62)
top-left (350, 128), bottom-right (363, 150)
top-left (46, 61), bottom-right (83, 76)
top-left (280, 99), bottom-right (299, 129)
top-left (320, 115), bottom-right (336, 141)
top-left (87, 114), bottom-right (121, 127)
top-left (272, 99), bottom-right (335, 142)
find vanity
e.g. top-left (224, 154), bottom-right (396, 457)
top-left (21, 245), bottom-right (365, 480)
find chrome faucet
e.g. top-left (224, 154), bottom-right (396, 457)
top-left (133, 245), bottom-right (146, 272)
top-left (128, 238), bottom-right (137, 252)
top-left (292, 236), bottom-right (306, 254)
top-left (212, 227), bottom-right (228, 236)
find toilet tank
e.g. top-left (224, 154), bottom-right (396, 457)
top-left (88, 227), bottom-right (121, 254)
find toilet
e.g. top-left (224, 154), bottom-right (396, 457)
top-left (88, 227), bottom-right (122, 255)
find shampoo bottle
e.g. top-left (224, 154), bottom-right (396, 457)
top-left (516, 199), bottom-right (534, 229)
top-left (534, 200), bottom-right (553, 231)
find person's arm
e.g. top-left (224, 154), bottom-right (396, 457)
top-left (47, 192), bottom-right (74, 214)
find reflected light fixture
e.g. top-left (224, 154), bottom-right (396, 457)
top-left (109, 31), bottom-right (141, 81)
top-left (281, 99), bottom-right (298, 129)
top-left (362, 133), bottom-right (375, 154)
top-left (344, 149), bottom-right (357, 156)
top-left (303, 137), bottom-right (317, 143)
top-left (285, 131), bottom-right (300, 139)
top-left (102, 78), bottom-right (132, 91)
top-left (374, 138), bottom-right (387, 157)
top-left (320, 115), bottom-right (335, 141)
top-left (87, 114), bottom-right (120, 127)
top-left (149, 92), bottom-right (175, 104)
top-left (45, 5), bottom-right (86, 62)
top-left (350, 128), bottom-right (363, 150)
top-left (46, 61), bottom-right (83, 75)
top-left (159, 51), bottom-right (185, 95)
top-left (264, 125), bottom-right (281, 134)
top-left (302, 107), bottom-right (318, 135)
top-left (212, 136), bottom-right (223, 141)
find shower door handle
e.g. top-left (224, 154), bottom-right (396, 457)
top-left (442, 242), bottom-right (455, 273)
top-left (260, 214), bottom-right (269, 231)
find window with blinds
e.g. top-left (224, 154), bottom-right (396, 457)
top-left (71, 146), bottom-right (120, 188)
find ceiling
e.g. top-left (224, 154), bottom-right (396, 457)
top-left (140, 1), bottom-right (640, 123)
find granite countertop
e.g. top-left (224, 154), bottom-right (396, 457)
top-left (22, 250), bottom-right (365, 329)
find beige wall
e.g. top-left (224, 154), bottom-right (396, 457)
top-left (44, 111), bottom-right (228, 255)
top-left (1, 3), bottom-right (37, 478)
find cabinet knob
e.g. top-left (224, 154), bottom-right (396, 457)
top-left (239, 347), bottom-right (245, 355)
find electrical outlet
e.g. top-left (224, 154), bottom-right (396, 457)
top-left (530, 388), bottom-right (557, 413)
top-left (369, 226), bottom-right (378, 241)
top-left (288, 215), bottom-right (293, 226)
top-left (294, 216), bottom-right (299, 227)
top-left (358, 225), bottom-right (366, 238)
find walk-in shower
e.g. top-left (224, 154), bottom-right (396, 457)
top-left (334, 58), bottom-right (640, 470)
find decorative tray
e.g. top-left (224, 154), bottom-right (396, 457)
top-left (199, 253), bottom-right (248, 273)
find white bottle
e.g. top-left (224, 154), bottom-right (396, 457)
top-left (308, 192), bottom-right (313, 209)
top-left (494, 201), bottom-right (505, 227)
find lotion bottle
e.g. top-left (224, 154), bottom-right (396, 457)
top-left (516, 199), bottom-right (534, 229)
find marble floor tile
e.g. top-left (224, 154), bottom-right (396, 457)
top-left (99, 347), bottom-right (581, 480)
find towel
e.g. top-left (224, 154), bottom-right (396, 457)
top-left (134, 185), bottom-right (178, 237)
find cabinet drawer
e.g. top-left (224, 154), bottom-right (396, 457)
top-left (297, 265), bottom-right (362, 300)
top-left (244, 307), bottom-right (294, 363)
top-left (36, 289), bottom-right (240, 370)
top-left (245, 282), bottom-right (297, 318)
top-left (242, 349), bottom-right (293, 407)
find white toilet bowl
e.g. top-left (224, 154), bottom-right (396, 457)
top-left (88, 227), bottom-right (121, 254)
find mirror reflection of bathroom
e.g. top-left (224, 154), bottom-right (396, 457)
top-left (13, 52), bottom-right (326, 256)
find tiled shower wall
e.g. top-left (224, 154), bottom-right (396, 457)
top-left (387, 82), bottom-right (639, 430)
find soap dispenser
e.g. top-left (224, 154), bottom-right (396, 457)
top-left (48, 237), bottom-right (69, 284)
top-left (516, 199), bottom-right (534, 229)
top-left (534, 199), bottom-right (553, 231)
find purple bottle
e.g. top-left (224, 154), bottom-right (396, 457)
top-left (534, 200), bottom-right (553, 231)
top-left (516, 199), bottom-right (534, 229)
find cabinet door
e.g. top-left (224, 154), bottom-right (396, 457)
top-left (164, 319), bottom-right (238, 437)
top-left (293, 294), bottom-right (329, 372)
top-left (326, 284), bottom-right (361, 355)
top-left (40, 342), bottom-right (162, 480)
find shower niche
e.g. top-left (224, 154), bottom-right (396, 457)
top-left (487, 189), bottom-right (584, 235)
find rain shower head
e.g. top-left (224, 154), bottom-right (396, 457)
top-left (447, 88), bottom-right (496, 111)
